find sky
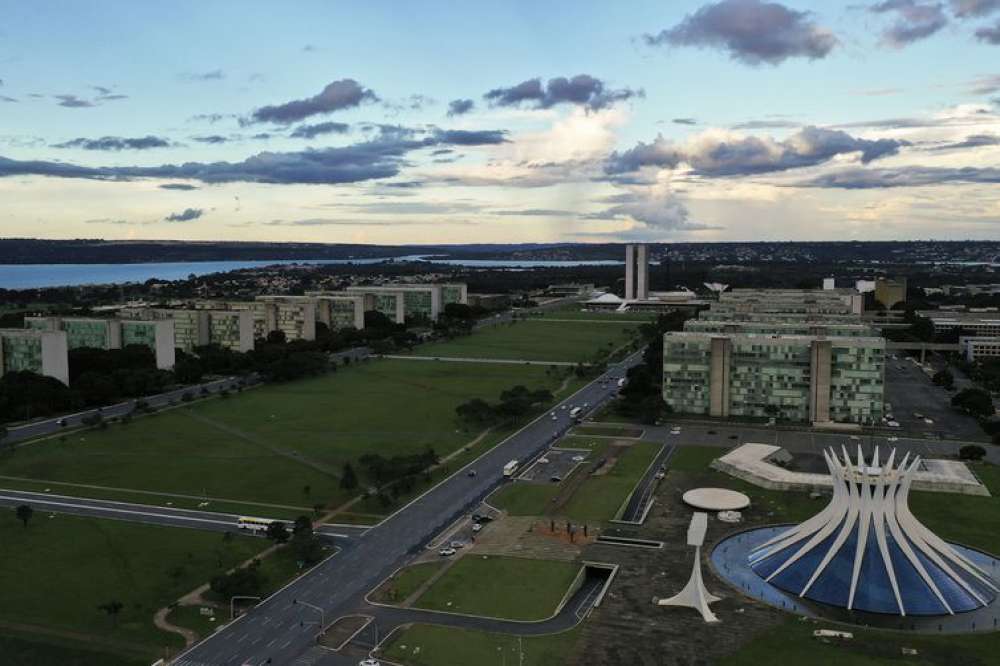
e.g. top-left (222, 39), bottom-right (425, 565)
top-left (1, 0), bottom-right (999, 245)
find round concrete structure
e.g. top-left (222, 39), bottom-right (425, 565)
top-left (682, 488), bottom-right (751, 511)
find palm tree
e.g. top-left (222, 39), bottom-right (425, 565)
top-left (15, 504), bottom-right (33, 528)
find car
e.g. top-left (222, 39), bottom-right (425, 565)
top-left (450, 540), bottom-right (465, 549)
top-left (887, 421), bottom-right (900, 427)
top-left (550, 411), bottom-right (556, 416)
top-left (654, 471), bottom-right (666, 480)
top-left (439, 548), bottom-right (456, 557)
top-left (467, 469), bottom-right (477, 477)
top-left (707, 430), bottom-right (717, 435)
top-left (551, 415), bottom-right (558, 421)
top-left (360, 659), bottom-right (381, 666)
top-left (887, 436), bottom-right (899, 442)
top-left (561, 405), bottom-right (567, 410)
top-left (472, 523), bottom-right (483, 532)
top-left (572, 455), bottom-right (585, 462)
top-left (728, 434), bottom-right (738, 440)
top-left (849, 435), bottom-right (860, 441)
top-left (914, 412), bottom-right (924, 419)
top-left (924, 418), bottom-right (934, 425)
top-left (550, 474), bottom-right (562, 482)
top-left (538, 457), bottom-right (550, 464)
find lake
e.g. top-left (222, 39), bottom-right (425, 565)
top-left (0, 256), bottom-right (624, 289)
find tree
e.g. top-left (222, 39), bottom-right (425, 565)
top-left (959, 445), bottom-right (987, 461)
top-left (265, 520), bottom-right (290, 544)
top-left (340, 462), bottom-right (358, 491)
top-left (15, 504), bottom-right (33, 528)
top-left (292, 515), bottom-right (313, 538)
top-left (951, 388), bottom-right (995, 418)
top-left (97, 600), bottom-right (124, 627)
top-left (455, 398), bottom-right (496, 425)
top-left (210, 560), bottom-right (264, 598)
top-left (932, 368), bottom-right (955, 390)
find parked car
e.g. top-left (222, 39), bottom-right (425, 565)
top-left (550, 474), bottom-right (562, 482)
top-left (472, 523), bottom-right (483, 532)
top-left (439, 548), bottom-right (456, 557)
top-left (467, 469), bottom-right (477, 477)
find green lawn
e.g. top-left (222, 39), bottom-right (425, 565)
top-left (0, 632), bottom-right (147, 666)
top-left (572, 424), bottom-right (644, 438)
top-left (371, 561), bottom-right (445, 604)
top-left (560, 441), bottom-right (661, 523)
top-left (385, 624), bottom-right (581, 666)
top-left (0, 359), bottom-right (568, 512)
top-left (910, 462), bottom-right (1000, 555)
top-left (724, 618), bottom-right (1000, 666)
top-left (413, 556), bottom-right (580, 621)
top-left (489, 480), bottom-right (565, 516)
top-left (165, 604), bottom-right (223, 643)
top-left (407, 320), bottom-right (637, 362)
top-left (0, 511), bottom-right (267, 656)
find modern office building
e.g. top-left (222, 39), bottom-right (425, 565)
top-left (120, 308), bottom-right (254, 353)
top-left (663, 284), bottom-right (883, 425)
top-left (24, 316), bottom-right (175, 370)
top-left (303, 293), bottom-right (367, 330)
top-left (959, 336), bottom-right (1000, 362)
top-left (0, 328), bottom-right (70, 385)
top-left (342, 283), bottom-right (468, 323)
top-left (252, 297), bottom-right (317, 341)
top-left (625, 244), bottom-right (650, 300)
top-left (918, 311), bottom-right (1000, 337)
top-left (875, 276), bottom-right (907, 309)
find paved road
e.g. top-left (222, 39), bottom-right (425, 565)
top-left (3, 375), bottom-right (249, 446)
top-left (171, 351), bottom-right (643, 666)
top-left (0, 488), bottom-right (369, 540)
top-left (617, 444), bottom-right (674, 523)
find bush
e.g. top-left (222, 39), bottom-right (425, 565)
top-left (959, 445), bottom-right (987, 461)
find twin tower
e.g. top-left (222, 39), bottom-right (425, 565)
top-left (624, 243), bottom-right (650, 301)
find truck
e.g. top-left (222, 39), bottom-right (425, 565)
top-left (569, 406), bottom-right (583, 421)
top-left (617, 378), bottom-right (626, 388)
top-left (503, 460), bottom-right (519, 477)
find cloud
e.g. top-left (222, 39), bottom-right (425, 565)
top-left (731, 119), bottom-right (802, 129)
top-left (976, 20), bottom-right (1000, 43)
top-left (493, 208), bottom-right (579, 217)
top-left (183, 69), bottom-right (225, 81)
top-left (53, 135), bottom-right (173, 151)
top-left (432, 129), bottom-right (507, 145)
top-left (929, 133), bottom-right (1000, 149)
top-left (164, 207), bottom-right (204, 222)
top-left (969, 74), bottom-right (1000, 94)
top-left (302, 44), bottom-right (319, 52)
top-left (192, 135), bottom-right (229, 144)
top-left (949, 0), bottom-right (1000, 18)
top-left (159, 183), bottom-right (199, 190)
top-left (54, 94), bottom-right (95, 108)
top-left (0, 95), bottom-right (17, 103)
top-left (586, 189), bottom-right (721, 235)
top-left (249, 79), bottom-right (378, 124)
top-left (484, 74), bottom-right (642, 111)
top-left (0, 124), bottom-right (509, 186)
top-left (289, 121), bottom-right (351, 139)
top-left (605, 126), bottom-right (906, 177)
top-left (383, 94), bottom-right (434, 114)
top-left (796, 165), bottom-right (1000, 188)
top-left (869, 1), bottom-right (949, 48)
top-left (643, 0), bottom-right (837, 66)
top-left (189, 113), bottom-right (237, 124)
top-left (673, 117), bottom-right (698, 125)
top-left (447, 98), bottom-right (475, 116)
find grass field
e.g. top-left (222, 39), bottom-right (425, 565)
top-left (560, 441), bottom-right (661, 523)
top-left (0, 511), bottom-right (267, 657)
top-left (0, 359), bottom-right (570, 513)
top-left (370, 561), bottom-right (445, 604)
top-left (413, 556), bottom-right (580, 621)
top-left (385, 624), bottom-right (581, 666)
top-left (0, 632), bottom-right (147, 666)
top-left (572, 424), bottom-right (644, 438)
top-left (407, 320), bottom-right (637, 362)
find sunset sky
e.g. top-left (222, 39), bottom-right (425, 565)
top-left (1, 0), bottom-right (999, 244)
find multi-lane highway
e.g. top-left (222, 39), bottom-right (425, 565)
top-left (168, 350), bottom-right (643, 666)
top-left (0, 488), bottom-right (369, 540)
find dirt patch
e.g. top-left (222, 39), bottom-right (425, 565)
top-left (591, 441), bottom-right (631, 476)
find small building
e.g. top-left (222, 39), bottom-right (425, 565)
top-left (874, 277), bottom-right (907, 310)
top-left (959, 336), bottom-right (1000, 362)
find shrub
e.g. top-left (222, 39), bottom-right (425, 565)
top-left (959, 445), bottom-right (987, 461)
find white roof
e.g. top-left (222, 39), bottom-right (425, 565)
top-left (588, 292), bottom-right (624, 304)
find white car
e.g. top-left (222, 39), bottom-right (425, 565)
top-left (887, 436), bottom-right (899, 442)
top-left (924, 418), bottom-right (934, 425)
top-left (887, 421), bottom-right (901, 428)
top-left (472, 523), bottom-right (482, 532)
top-left (439, 547), bottom-right (456, 557)
top-left (538, 457), bottom-right (550, 464)
top-left (360, 659), bottom-right (381, 666)
top-left (551, 415), bottom-right (558, 421)
top-left (571, 455), bottom-right (585, 462)
top-left (669, 427), bottom-right (681, 435)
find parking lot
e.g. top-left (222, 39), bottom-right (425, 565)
top-left (519, 447), bottom-right (590, 483)
top-left (883, 353), bottom-right (985, 441)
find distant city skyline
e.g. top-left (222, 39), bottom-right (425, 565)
top-left (1, 0), bottom-right (998, 243)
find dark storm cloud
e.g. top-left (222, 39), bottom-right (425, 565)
top-left (159, 183), bottom-right (199, 190)
top-left (0, 124), bottom-right (508, 185)
top-left (53, 135), bottom-right (173, 151)
top-left (869, 1), bottom-right (949, 48)
top-left (289, 121), bottom-right (351, 139)
top-left (643, 0), bottom-right (837, 66)
top-left (796, 166), bottom-right (1000, 188)
top-left (54, 94), bottom-right (95, 108)
top-left (605, 126), bottom-right (906, 177)
top-left (929, 133), bottom-right (1000, 149)
top-left (976, 21), bottom-right (1000, 43)
top-left (484, 75), bottom-right (642, 111)
top-left (164, 207), bottom-right (204, 222)
top-left (249, 79), bottom-right (378, 124)
top-left (949, 0), bottom-right (1000, 17)
top-left (447, 99), bottom-right (475, 116)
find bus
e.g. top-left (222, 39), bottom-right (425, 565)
top-left (237, 516), bottom-right (278, 534)
top-left (569, 406), bottom-right (583, 421)
top-left (503, 460), bottom-right (519, 477)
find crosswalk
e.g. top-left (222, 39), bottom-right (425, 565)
top-left (291, 646), bottom-right (333, 665)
